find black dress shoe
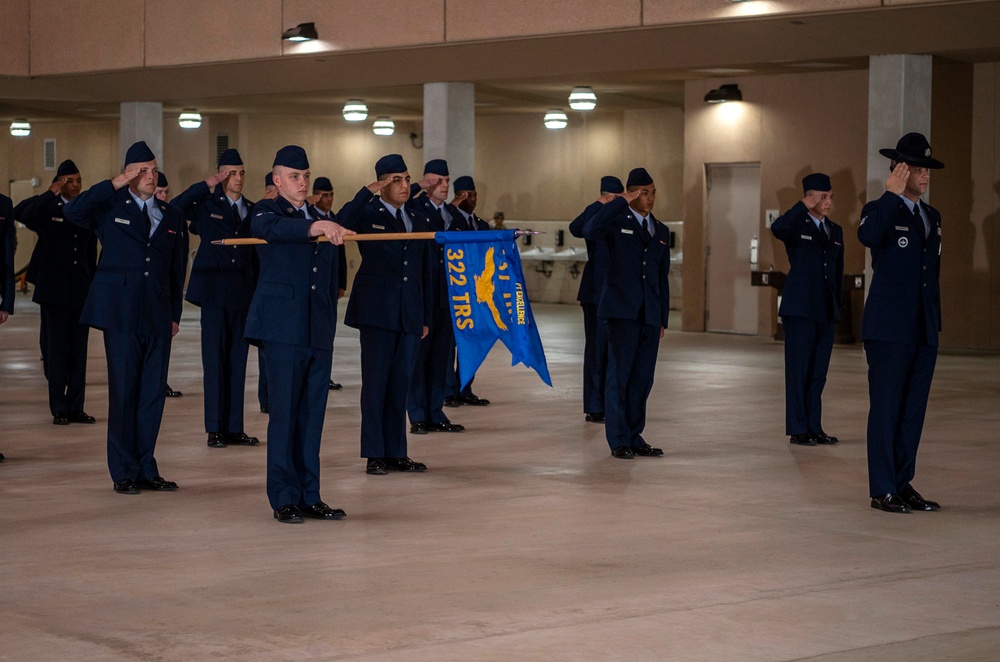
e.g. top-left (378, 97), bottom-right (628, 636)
top-left (611, 446), bottom-right (635, 459)
top-left (137, 476), bottom-right (179, 491)
top-left (410, 422), bottom-right (430, 435)
top-left (814, 433), bottom-right (839, 445)
top-left (459, 393), bottom-right (490, 406)
top-left (0, 452), bottom-right (5, 462)
top-left (385, 456), bottom-right (428, 472)
top-left (633, 443), bottom-right (664, 457)
top-left (53, 413), bottom-right (70, 426)
top-left (300, 501), bottom-right (346, 520)
top-left (329, 380), bottom-right (342, 390)
top-left (113, 479), bottom-right (140, 494)
top-left (225, 432), bottom-right (260, 446)
top-left (870, 493), bottom-right (911, 513)
top-left (69, 411), bottom-right (96, 424)
top-left (900, 486), bottom-right (940, 511)
top-left (366, 458), bottom-right (388, 475)
top-left (443, 395), bottom-right (461, 408)
top-left (164, 385), bottom-right (183, 397)
top-left (585, 412), bottom-right (605, 423)
top-left (273, 505), bottom-right (303, 524)
top-left (789, 434), bottom-right (817, 446)
top-left (429, 422), bottom-right (465, 432)
top-left (260, 405), bottom-right (269, 414)
top-left (207, 432), bottom-right (228, 448)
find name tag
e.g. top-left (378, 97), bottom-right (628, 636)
top-left (211, 213), bottom-right (224, 220)
top-left (51, 217), bottom-right (63, 223)
top-left (620, 228), bottom-right (634, 235)
top-left (894, 225), bottom-right (908, 231)
top-left (114, 218), bottom-right (131, 225)
top-left (800, 234), bottom-right (812, 240)
top-left (373, 224), bottom-right (386, 230)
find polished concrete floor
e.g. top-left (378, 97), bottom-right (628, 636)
top-left (2, 298), bottom-right (999, 661)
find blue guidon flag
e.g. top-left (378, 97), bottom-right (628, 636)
top-left (437, 230), bottom-right (551, 389)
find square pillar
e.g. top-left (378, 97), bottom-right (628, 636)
top-left (423, 82), bottom-right (475, 179)
top-left (120, 102), bottom-right (163, 165)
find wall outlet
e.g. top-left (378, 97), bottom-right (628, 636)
top-left (764, 209), bottom-right (779, 228)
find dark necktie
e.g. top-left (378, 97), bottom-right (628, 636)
top-left (820, 220), bottom-right (829, 245)
top-left (639, 216), bottom-right (651, 242)
top-left (914, 202), bottom-right (928, 238)
top-left (141, 202), bottom-right (151, 237)
top-left (232, 202), bottom-right (241, 226)
top-left (396, 208), bottom-right (406, 232)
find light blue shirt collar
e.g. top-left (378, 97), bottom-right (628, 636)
top-left (128, 188), bottom-right (162, 236)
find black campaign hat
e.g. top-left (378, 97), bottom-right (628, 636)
top-left (879, 132), bottom-right (944, 169)
top-left (123, 141), bottom-right (156, 167)
top-left (626, 167), bottom-right (653, 188)
top-left (157, 172), bottom-right (168, 188)
top-left (801, 173), bottom-right (831, 194)
top-left (375, 154), bottom-right (407, 178)
top-left (312, 177), bottom-right (333, 192)
top-left (453, 175), bottom-right (475, 192)
top-left (272, 145), bottom-right (309, 170)
top-left (600, 175), bottom-right (624, 194)
top-left (217, 148), bottom-right (244, 168)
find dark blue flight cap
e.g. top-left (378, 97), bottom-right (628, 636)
top-left (217, 148), bottom-right (244, 168)
top-left (802, 173), bottom-right (832, 194)
top-left (375, 154), bottom-right (407, 178)
top-left (157, 172), bottom-right (168, 188)
top-left (453, 175), bottom-right (475, 192)
top-left (424, 159), bottom-right (449, 177)
top-left (272, 145), bottom-right (309, 170)
top-left (312, 177), bottom-right (333, 192)
top-left (600, 175), bottom-right (624, 194)
top-left (53, 159), bottom-right (80, 182)
top-left (123, 141), bottom-right (156, 167)
top-left (626, 167), bottom-right (653, 188)
top-left (264, 172), bottom-right (274, 187)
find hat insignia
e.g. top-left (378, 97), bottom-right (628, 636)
top-left (925, 148), bottom-right (931, 157)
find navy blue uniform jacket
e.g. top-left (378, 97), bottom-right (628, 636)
top-left (583, 197), bottom-right (671, 328)
top-left (338, 189), bottom-right (434, 336)
top-left (64, 181), bottom-right (186, 336)
top-left (16, 191), bottom-right (98, 308)
top-left (770, 201), bottom-right (843, 323)
top-left (568, 200), bottom-right (609, 306)
top-left (245, 194), bottom-right (355, 351)
top-left (858, 192), bottom-right (942, 346)
top-left (0, 194), bottom-right (14, 314)
top-left (172, 182), bottom-right (257, 310)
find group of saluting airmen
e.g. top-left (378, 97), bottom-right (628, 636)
top-left (0, 130), bottom-right (944, 519)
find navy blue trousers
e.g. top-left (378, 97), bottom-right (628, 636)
top-left (407, 305), bottom-right (454, 425)
top-left (604, 318), bottom-right (660, 450)
top-left (864, 340), bottom-right (937, 497)
top-left (262, 340), bottom-right (332, 510)
top-left (359, 325), bottom-right (419, 459)
top-left (199, 305), bottom-right (249, 433)
top-left (103, 329), bottom-right (170, 482)
top-left (257, 346), bottom-right (268, 409)
top-left (781, 316), bottom-right (834, 436)
top-left (40, 304), bottom-right (90, 416)
top-left (581, 303), bottom-right (608, 415)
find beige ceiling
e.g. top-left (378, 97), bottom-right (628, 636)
top-left (1, 1), bottom-right (998, 125)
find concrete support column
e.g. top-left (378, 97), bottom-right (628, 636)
top-left (422, 82), bottom-right (475, 178)
top-left (864, 55), bottom-right (932, 288)
top-left (120, 102), bottom-right (163, 165)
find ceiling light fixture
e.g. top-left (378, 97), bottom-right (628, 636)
top-left (178, 110), bottom-right (203, 129)
top-left (282, 22), bottom-right (318, 42)
top-left (544, 109), bottom-right (568, 130)
top-left (372, 116), bottom-right (395, 136)
top-left (704, 84), bottom-right (743, 103)
top-left (568, 86), bottom-right (597, 111)
top-left (9, 119), bottom-right (31, 137)
top-left (343, 99), bottom-right (368, 122)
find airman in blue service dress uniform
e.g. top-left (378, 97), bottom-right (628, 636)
top-left (568, 175), bottom-right (622, 424)
top-left (245, 145), bottom-right (359, 524)
top-left (336, 153), bottom-right (434, 475)
top-left (155, 172), bottom-right (184, 399)
top-left (16, 160), bottom-right (98, 426)
top-left (0, 191), bottom-right (11, 462)
top-left (860, 133), bottom-right (944, 514)
top-left (443, 175), bottom-right (492, 407)
top-left (770, 173), bottom-right (843, 447)
top-left (172, 149), bottom-right (260, 449)
top-left (584, 167), bottom-right (669, 460)
top-left (64, 141), bottom-right (186, 495)
top-left (406, 159), bottom-right (466, 435)
top-left (306, 176), bottom-right (348, 391)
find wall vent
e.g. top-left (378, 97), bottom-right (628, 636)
top-left (43, 139), bottom-right (57, 170)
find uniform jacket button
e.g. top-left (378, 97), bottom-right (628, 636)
top-left (403, 276), bottom-right (408, 282)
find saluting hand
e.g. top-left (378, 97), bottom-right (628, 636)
top-left (620, 189), bottom-right (642, 203)
top-left (304, 192), bottom-right (323, 206)
top-left (262, 187), bottom-right (278, 200)
top-left (112, 166), bottom-right (144, 190)
top-left (886, 162), bottom-right (909, 195)
top-left (205, 172), bottom-right (228, 188)
top-left (309, 220), bottom-right (355, 245)
top-left (366, 180), bottom-right (390, 195)
top-left (801, 190), bottom-right (824, 209)
top-left (450, 191), bottom-right (469, 205)
top-left (416, 175), bottom-right (441, 191)
top-left (597, 193), bottom-right (619, 204)
top-left (49, 177), bottom-right (65, 195)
